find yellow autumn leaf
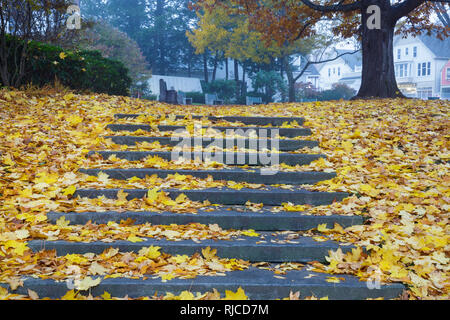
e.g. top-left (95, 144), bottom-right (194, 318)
top-left (59, 52), bottom-right (67, 59)
top-left (326, 277), bottom-right (341, 283)
top-left (201, 247), bottom-right (217, 261)
top-left (74, 277), bottom-right (101, 291)
top-left (62, 185), bottom-right (77, 196)
top-left (317, 223), bottom-right (329, 233)
top-left (178, 291), bottom-right (195, 300)
top-left (3, 240), bottom-right (29, 256)
top-left (127, 235), bottom-right (144, 243)
top-left (138, 246), bottom-right (161, 260)
top-left (241, 229), bottom-right (259, 237)
top-left (146, 188), bottom-right (160, 204)
top-left (224, 287), bottom-right (248, 300)
top-left (341, 140), bottom-right (353, 152)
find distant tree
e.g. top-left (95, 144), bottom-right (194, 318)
top-left (0, 0), bottom-right (73, 87)
top-left (197, 0), bottom-right (450, 99)
top-left (75, 22), bottom-right (151, 91)
top-left (251, 70), bottom-right (287, 103)
top-left (319, 83), bottom-right (357, 101)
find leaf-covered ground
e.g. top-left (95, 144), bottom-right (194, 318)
top-left (0, 88), bottom-right (448, 300)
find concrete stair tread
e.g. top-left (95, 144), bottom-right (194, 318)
top-left (106, 124), bottom-right (312, 138)
top-left (28, 232), bottom-right (353, 262)
top-left (73, 187), bottom-right (349, 206)
top-left (78, 168), bottom-right (336, 185)
top-left (0, 267), bottom-right (405, 300)
top-left (87, 150), bottom-right (325, 166)
top-left (47, 208), bottom-right (364, 231)
top-left (114, 114), bottom-right (306, 126)
top-left (104, 135), bottom-right (319, 151)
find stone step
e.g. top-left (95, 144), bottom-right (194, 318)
top-left (0, 268), bottom-right (405, 300)
top-left (47, 208), bottom-right (364, 231)
top-left (28, 233), bottom-right (353, 262)
top-left (106, 124), bottom-right (312, 138)
top-left (114, 114), bottom-right (305, 126)
top-left (74, 188), bottom-right (349, 206)
top-left (78, 168), bottom-right (336, 185)
top-left (105, 135), bottom-right (318, 151)
top-left (88, 150), bottom-right (324, 166)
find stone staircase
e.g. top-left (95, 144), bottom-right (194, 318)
top-left (23, 113), bottom-right (405, 299)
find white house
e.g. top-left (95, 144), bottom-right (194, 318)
top-left (291, 56), bottom-right (321, 90)
top-left (393, 33), bottom-right (450, 98)
top-left (317, 49), bottom-right (362, 91)
top-left (314, 33), bottom-right (450, 99)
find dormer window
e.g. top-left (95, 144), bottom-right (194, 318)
top-left (413, 46), bottom-right (417, 57)
top-left (397, 49), bottom-right (401, 59)
top-left (405, 48), bottom-right (409, 56)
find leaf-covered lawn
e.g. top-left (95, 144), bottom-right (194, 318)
top-left (0, 88), bottom-right (448, 300)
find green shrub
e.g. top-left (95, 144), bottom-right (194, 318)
top-left (185, 91), bottom-right (205, 104)
top-left (1, 35), bottom-right (132, 96)
top-left (202, 80), bottom-right (237, 103)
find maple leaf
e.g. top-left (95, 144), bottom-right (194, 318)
top-left (14, 229), bottom-right (29, 240)
top-left (62, 185), bottom-right (77, 196)
top-left (74, 277), bottom-right (101, 291)
top-left (224, 287), bottom-right (248, 300)
top-left (3, 240), bottom-right (29, 256)
top-left (201, 247), bottom-right (217, 261)
top-left (56, 216), bottom-right (70, 228)
top-left (89, 262), bottom-right (108, 276)
top-left (145, 188), bottom-right (160, 204)
top-left (178, 291), bottom-right (195, 300)
top-left (138, 246), bottom-right (161, 260)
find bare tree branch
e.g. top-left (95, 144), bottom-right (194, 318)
top-left (300, 0), bottom-right (362, 13)
top-left (294, 48), bottom-right (361, 82)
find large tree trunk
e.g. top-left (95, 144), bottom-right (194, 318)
top-left (356, 1), bottom-right (404, 99)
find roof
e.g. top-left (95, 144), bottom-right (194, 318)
top-left (394, 31), bottom-right (450, 59)
top-left (147, 75), bottom-right (203, 94)
top-left (418, 32), bottom-right (450, 59)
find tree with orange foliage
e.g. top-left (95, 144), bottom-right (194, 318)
top-left (194, 0), bottom-right (449, 99)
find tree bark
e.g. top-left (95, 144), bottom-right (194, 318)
top-left (212, 52), bottom-right (218, 81)
top-left (356, 0), bottom-right (405, 99)
top-left (203, 52), bottom-right (209, 83)
top-left (225, 57), bottom-right (228, 80)
top-left (234, 59), bottom-right (240, 99)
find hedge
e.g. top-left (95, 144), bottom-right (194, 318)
top-left (1, 35), bottom-right (132, 96)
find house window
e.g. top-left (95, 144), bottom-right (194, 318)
top-left (338, 67), bottom-right (341, 76)
top-left (405, 48), bottom-right (409, 56)
top-left (427, 62), bottom-right (431, 75)
top-left (413, 46), bottom-right (417, 57)
top-left (397, 49), bottom-right (401, 59)
top-left (417, 88), bottom-right (433, 99)
top-left (422, 62), bottom-right (427, 76)
top-left (418, 63), bottom-right (421, 76)
top-left (328, 68), bottom-right (331, 77)
top-left (396, 63), bottom-right (409, 78)
top-left (333, 68), bottom-right (335, 74)
top-left (447, 68), bottom-right (450, 81)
